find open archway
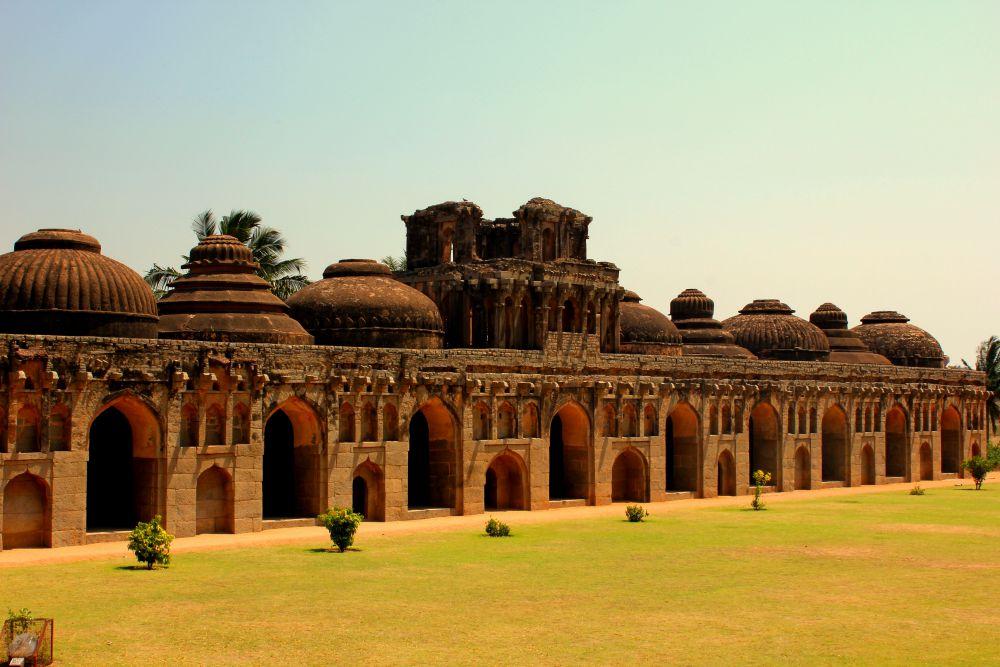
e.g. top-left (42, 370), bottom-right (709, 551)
top-left (263, 400), bottom-right (323, 519)
top-left (885, 405), bottom-right (908, 479)
top-left (611, 448), bottom-right (648, 502)
top-left (861, 445), bottom-right (876, 485)
top-left (408, 399), bottom-right (459, 510)
top-left (196, 466), bottom-right (234, 534)
top-left (3, 473), bottom-right (50, 548)
top-left (353, 460), bottom-right (385, 521)
top-left (749, 403), bottom-right (780, 487)
top-left (941, 406), bottom-right (961, 474)
top-left (484, 452), bottom-right (527, 510)
top-left (794, 446), bottom-right (811, 490)
top-left (549, 402), bottom-right (591, 501)
top-left (717, 450), bottom-right (737, 496)
top-left (665, 403), bottom-right (698, 492)
top-left (87, 396), bottom-right (159, 531)
top-left (821, 406), bottom-right (848, 482)
top-left (919, 442), bottom-right (933, 481)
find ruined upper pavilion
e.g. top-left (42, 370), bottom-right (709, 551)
top-left (0, 199), bottom-right (988, 550)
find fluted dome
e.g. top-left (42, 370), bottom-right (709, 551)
top-left (288, 259), bottom-right (444, 348)
top-left (0, 228), bottom-right (158, 338)
top-left (809, 303), bottom-right (890, 365)
top-left (723, 299), bottom-right (829, 361)
top-left (157, 235), bottom-right (313, 345)
top-left (851, 311), bottom-right (945, 368)
top-left (668, 289), bottom-right (755, 359)
top-left (618, 290), bottom-right (682, 356)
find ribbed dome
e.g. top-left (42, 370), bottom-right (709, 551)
top-left (618, 290), bottom-right (682, 356)
top-left (288, 259), bottom-right (444, 348)
top-left (851, 311), bottom-right (945, 368)
top-left (157, 235), bottom-right (313, 345)
top-left (0, 228), bottom-right (158, 338)
top-left (668, 289), bottom-right (755, 359)
top-left (809, 303), bottom-right (890, 365)
top-left (723, 299), bottom-right (829, 361)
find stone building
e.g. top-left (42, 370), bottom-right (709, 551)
top-left (0, 206), bottom-right (989, 550)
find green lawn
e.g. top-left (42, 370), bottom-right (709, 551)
top-left (4, 487), bottom-right (1000, 665)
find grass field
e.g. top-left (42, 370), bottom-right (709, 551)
top-left (3, 486), bottom-right (999, 665)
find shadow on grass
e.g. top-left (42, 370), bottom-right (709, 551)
top-left (307, 546), bottom-right (363, 553)
top-left (114, 565), bottom-right (167, 571)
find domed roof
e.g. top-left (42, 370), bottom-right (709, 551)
top-left (808, 303), bottom-right (890, 365)
top-left (0, 228), bottom-right (158, 338)
top-left (288, 259), bottom-right (444, 348)
top-left (618, 290), bottom-right (682, 355)
top-left (722, 299), bottom-right (829, 361)
top-left (157, 235), bottom-right (313, 345)
top-left (851, 310), bottom-right (945, 368)
top-left (668, 289), bottom-right (755, 359)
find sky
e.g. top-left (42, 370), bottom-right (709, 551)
top-left (1, 1), bottom-right (997, 364)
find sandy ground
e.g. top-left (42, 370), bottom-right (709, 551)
top-left (1, 473), bottom-right (994, 569)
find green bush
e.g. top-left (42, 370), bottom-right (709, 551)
top-left (751, 469), bottom-right (771, 511)
top-left (963, 456), bottom-right (995, 490)
top-left (910, 485), bottom-right (925, 496)
top-left (127, 516), bottom-right (173, 570)
top-left (318, 507), bottom-right (363, 552)
top-left (6, 608), bottom-right (32, 636)
top-left (485, 517), bottom-right (510, 537)
top-left (625, 505), bottom-right (649, 522)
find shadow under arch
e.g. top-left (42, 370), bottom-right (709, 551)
top-left (549, 400), bottom-right (592, 501)
top-left (611, 446), bottom-right (648, 502)
top-left (352, 459), bottom-right (385, 521)
top-left (196, 465), bottom-right (234, 534)
top-left (666, 402), bottom-right (699, 493)
top-left (408, 396), bottom-right (460, 511)
top-left (484, 449), bottom-right (528, 511)
top-left (3, 471), bottom-right (51, 548)
top-left (263, 397), bottom-right (324, 519)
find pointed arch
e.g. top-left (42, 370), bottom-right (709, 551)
top-left (408, 397), bottom-right (460, 510)
top-left (717, 449), bottom-right (737, 496)
top-left (180, 402), bottom-right (199, 447)
top-left (232, 402), bottom-right (250, 445)
top-left (497, 401), bottom-right (517, 439)
top-left (3, 472), bottom-right (50, 548)
top-left (196, 466), bottom-right (234, 534)
top-left (666, 402), bottom-right (699, 492)
top-left (204, 403), bottom-right (225, 446)
top-left (383, 403), bottom-right (399, 441)
top-left (919, 442), bottom-right (933, 481)
top-left (484, 450), bottom-right (528, 510)
top-left (821, 405), bottom-right (848, 482)
top-left (861, 444), bottom-right (876, 485)
top-left (794, 446), bottom-right (811, 490)
top-left (15, 405), bottom-right (41, 453)
top-left (522, 402), bottom-right (539, 438)
top-left (885, 404), bottom-right (909, 479)
top-left (721, 402), bottom-right (732, 435)
top-left (611, 447), bottom-right (648, 502)
top-left (361, 401), bottom-right (377, 442)
top-left (642, 404), bottom-right (658, 437)
top-left (49, 403), bottom-right (71, 451)
top-left (709, 402), bottom-right (719, 436)
top-left (749, 402), bottom-right (781, 486)
top-left (263, 398), bottom-right (323, 519)
top-left (941, 405), bottom-right (961, 474)
top-left (602, 403), bottom-right (617, 437)
top-left (339, 402), bottom-right (356, 442)
top-left (472, 401), bottom-right (491, 440)
top-left (549, 400), bottom-right (592, 501)
top-left (621, 404), bottom-right (638, 437)
top-left (353, 459), bottom-right (385, 521)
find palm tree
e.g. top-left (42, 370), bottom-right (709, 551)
top-left (962, 336), bottom-right (1000, 440)
top-left (381, 253), bottom-right (407, 272)
top-left (144, 209), bottom-right (309, 300)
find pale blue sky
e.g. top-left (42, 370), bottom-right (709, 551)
top-left (1, 1), bottom-right (997, 363)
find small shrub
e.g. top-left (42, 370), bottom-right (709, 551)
top-left (909, 485), bottom-right (925, 496)
top-left (751, 469), bottom-right (771, 511)
top-left (127, 516), bottom-right (173, 570)
top-left (318, 507), bottom-right (363, 552)
top-left (485, 516), bottom-right (510, 537)
top-left (962, 456), bottom-right (995, 490)
top-left (6, 608), bottom-right (33, 636)
top-left (625, 505), bottom-right (649, 522)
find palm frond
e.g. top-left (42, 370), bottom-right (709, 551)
top-left (220, 210), bottom-right (262, 243)
top-left (270, 274), bottom-right (311, 301)
top-left (191, 210), bottom-right (216, 240)
top-left (143, 264), bottom-right (182, 300)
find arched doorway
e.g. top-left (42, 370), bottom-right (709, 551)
top-left (263, 401), bottom-right (322, 519)
top-left (717, 450), bottom-right (737, 496)
top-left (885, 406), bottom-right (908, 479)
top-left (611, 448), bottom-right (648, 502)
top-left (861, 445), bottom-right (876, 485)
top-left (971, 442), bottom-right (981, 458)
top-left (352, 461), bottom-right (385, 521)
top-left (749, 403), bottom-right (780, 487)
top-left (407, 399), bottom-right (459, 510)
top-left (919, 442), bottom-right (933, 481)
top-left (3, 473), bottom-right (49, 548)
top-left (941, 406), bottom-right (961, 474)
top-left (794, 446), bottom-right (811, 490)
top-left (87, 399), bottom-right (159, 531)
top-left (484, 452), bottom-right (527, 510)
top-left (665, 403), bottom-right (698, 492)
top-left (821, 406), bottom-right (847, 482)
top-left (196, 466), bottom-right (233, 534)
top-left (549, 402), bottom-right (591, 501)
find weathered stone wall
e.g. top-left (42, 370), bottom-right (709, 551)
top-left (0, 332), bottom-right (989, 550)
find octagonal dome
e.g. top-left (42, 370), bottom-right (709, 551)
top-left (0, 228), bottom-right (158, 338)
top-left (668, 288), bottom-right (755, 359)
top-left (722, 299), bottom-right (829, 361)
top-left (851, 311), bottom-right (945, 368)
top-left (288, 259), bottom-right (444, 348)
top-left (618, 290), bottom-right (682, 356)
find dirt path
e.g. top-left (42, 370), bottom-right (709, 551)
top-left (1, 473), bottom-right (992, 569)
